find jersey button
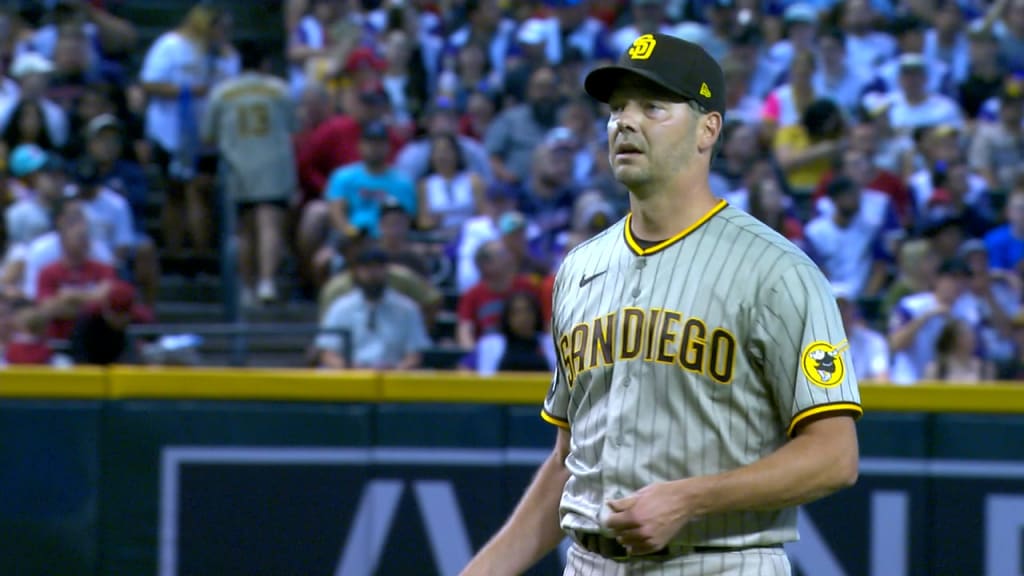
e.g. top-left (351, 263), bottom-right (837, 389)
top-left (635, 259), bottom-right (645, 269)
top-left (631, 286), bottom-right (641, 297)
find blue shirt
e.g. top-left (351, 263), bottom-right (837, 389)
top-left (984, 226), bottom-right (1024, 272)
top-left (324, 163), bottom-right (416, 238)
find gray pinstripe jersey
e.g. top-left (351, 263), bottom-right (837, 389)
top-left (202, 73), bottom-right (297, 204)
top-left (542, 200), bottom-right (862, 547)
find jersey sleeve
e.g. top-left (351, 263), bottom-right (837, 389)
top-left (541, 263), bottom-right (570, 429)
top-left (752, 262), bottom-right (863, 438)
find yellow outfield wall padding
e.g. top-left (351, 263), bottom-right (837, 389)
top-left (0, 366), bottom-right (108, 398)
top-left (3, 367), bottom-right (1024, 413)
top-left (107, 366), bottom-right (380, 401)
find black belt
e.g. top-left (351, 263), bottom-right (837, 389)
top-left (572, 531), bottom-right (782, 562)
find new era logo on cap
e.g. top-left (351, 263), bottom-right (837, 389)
top-left (584, 33), bottom-right (725, 118)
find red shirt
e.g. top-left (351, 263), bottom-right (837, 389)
top-left (458, 276), bottom-right (541, 338)
top-left (299, 115), bottom-right (408, 199)
top-left (36, 260), bottom-right (117, 340)
top-left (5, 333), bottom-right (52, 365)
top-left (539, 274), bottom-right (555, 329)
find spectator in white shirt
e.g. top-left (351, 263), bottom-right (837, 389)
top-left (840, 0), bottom-right (897, 78)
top-left (813, 28), bottom-right (871, 115)
top-left (0, 53), bottom-right (68, 150)
top-left (139, 4), bottom-right (221, 256)
top-left (924, 0), bottom-right (971, 86)
top-left (888, 258), bottom-right (980, 385)
top-left (887, 54), bottom-right (964, 133)
top-left (806, 177), bottom-right (895, 298)
top-left (834, 284), bottom-right (890, 382)
top-left (877, 18), bottom-right (951, 97)
top-left (315, 246), bottom-right (430, 370)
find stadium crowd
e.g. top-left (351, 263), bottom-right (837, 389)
top-left (0, 0), bottom-right (1022, 385)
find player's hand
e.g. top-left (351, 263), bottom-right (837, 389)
top-left (605, 481), bottom-right (696, 556)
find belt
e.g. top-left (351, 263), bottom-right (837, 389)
top-left (571, 531), bottom-right (782, 562)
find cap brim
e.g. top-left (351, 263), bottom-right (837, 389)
top-left (584, 65), bottom-right (685, 103)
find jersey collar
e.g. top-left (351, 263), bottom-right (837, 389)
top-left (623, 199), bottom-right (728, 256)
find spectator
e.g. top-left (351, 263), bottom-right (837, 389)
top-left (73, 159), bottom-right (159, 305)
top-left (816, 146), bottom-right (914, 226)
top-left (984, 181), bottom-right (1024, 274)
top-left (456, 239), bottom-right (540, 350)
top-left (813, 28), bottom-right (870, 115)
top-left (925, 216), bottom-right (970, 263)
top-left (16, 0), bottom-right (136, 65)
top-left (775, 98), bottom-right (846, 195)
top-left (460, 89), bottom-right (498, 141)
top-left (888, 258), bottom-right (979, 385)
top-left (557, 190), bottom-right (617, 262)
top-left (377, 197), bottom-right (431, 277)
top-left (961, 239), bottom-right (1020, 375)
top-left (1, 98), bottom-right (56, 156)
top-left (877, 17), bottom-right (950, 97)
top-left (80, 114), bottom-right (149, 236)
top-left (838, 0), bottom-right (897, 78)
top-left (324, 120), bottom-right (416, 239)
top-left (2, 144), bottom-right (63, 299)
top-left (485, 66), bottom-right (562, 185)
top-left (498, 211), bottom-right (549, 281)
top-left (909, 126), bottom-right (989, 220)
top-left (140, 4), bottom-right (224, 257)
top-left (21, 197), bottom-right (113, 301)
top-left (761, 50), bottom-right (818, 144)
top-left (713, 122), bottom-right (765, 194)
top-left (203, 41), bottom-right (296, 305)
top-left (805, 177), bottom-right (896, 298)
top-left (287, 0), bottom-right (345, 99)
top-left (886, 53), bottom-right (964, 133)
top-left (69, 280), bottom-right (145, 365)
top-left (924, 318), bottom-right (996, 382)
top-left (748, 175), bottom-right (806, 250)
top-left (315, 246), bottom-right (430, 370)
top-left (415, 132), bottom-right (486, 238)
top-left (914, 159), bottom-right (994, 238)
top-left (996, 0), bottom-right (1024, 72)
top-left (835, 284), bottom-right (890, 381)
top-left (455, 181), bottom-right (522, 293)
top-left (969, 76), bottom-right (1024, 192)
top-left (396, 97), bottom-right (493, 184)
top-left (468, 290), bottom-right (555, 374)
top-left (881, 239), bottom-right (939, 320)
top-left (520, 137), bottom-right (578, 255)
top-left (0, 52), bottom-right (68, 149)
top-left (719, 53), bottom-right (763, 126)
top-left (318, 231), bottom-right (442, 335)
top-left (958, 25), bottom-right (1005, 119)
top-left (3, 301), bottom-right (53, 366)
top-left (380, 28), bottom-right (428, 124)
top-left (444, 0), bottom-right (517, 83)
top-left (34, 197), bottom-right (118, 341)
top-left (855, 93), bottom-right (916, 178)
top-left (609, 0), bottom-right (675, 55)
top-left (516, 0), bottom-right (613, 67)
top-left (301, 85), bottom-right (405, 198)
top-left (925, 0), bottom-right (971, 87)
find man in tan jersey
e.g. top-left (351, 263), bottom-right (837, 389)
top-left (461, 34), bottom-right (862, 576)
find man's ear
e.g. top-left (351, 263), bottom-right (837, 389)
top-left (699, 111), bottom-right (723, 154)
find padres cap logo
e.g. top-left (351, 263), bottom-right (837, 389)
top-left (800, 340), bottom-right (848, 388)
top-left (700, 82), bottom-right (712, 98)
top-left (628, 34), bottom-right (657, 60)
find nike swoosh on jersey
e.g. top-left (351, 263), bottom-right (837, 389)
top-left (579, 271), bottom-right (607, 288)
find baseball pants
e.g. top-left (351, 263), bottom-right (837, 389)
top-left (564, 543), bottom-right (792, 576)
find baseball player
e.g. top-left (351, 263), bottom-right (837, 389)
top-left (202, 40), bottom-right (297, 304)
top-left (461, 34), bottom-right (862, 576)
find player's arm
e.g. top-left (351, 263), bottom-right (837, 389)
top-left (460, 427), bottom-right (570, 576)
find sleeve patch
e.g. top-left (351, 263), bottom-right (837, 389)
top-left (800, 339), bottom-right (849, 389)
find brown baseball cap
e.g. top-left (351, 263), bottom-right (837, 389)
top-left (584, 33), bottom-right (725, 117)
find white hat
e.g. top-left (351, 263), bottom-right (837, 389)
top-left (784, 3), bottom-right (818, 23)
top-left (10, 52), bottom-right (55, 78)
top-left (517, 19), bottom-right (548, 45)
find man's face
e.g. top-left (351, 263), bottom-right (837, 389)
top-left (359, 137), bottom-right (390, 165)
top-left (88, 129), bottom-right (122, 164)
top-left (833, 188), bottom-right (862, 219)
top-left (842, 150), bottom-right (873, 188)
top-left (935, 4), bottom-right (961, 35)
top-left (934, 273), bottom-right (966, 303)
top-left (899, 68), bottom-right (927, 99)
top-left (819, 35), bottom-right (845, 70)
top-left (527, 68), bottom-right (559, 105)
top-left (605, 75), bottom-right (702, 195)
top-left (850, 123), bottom-right (877, 156)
